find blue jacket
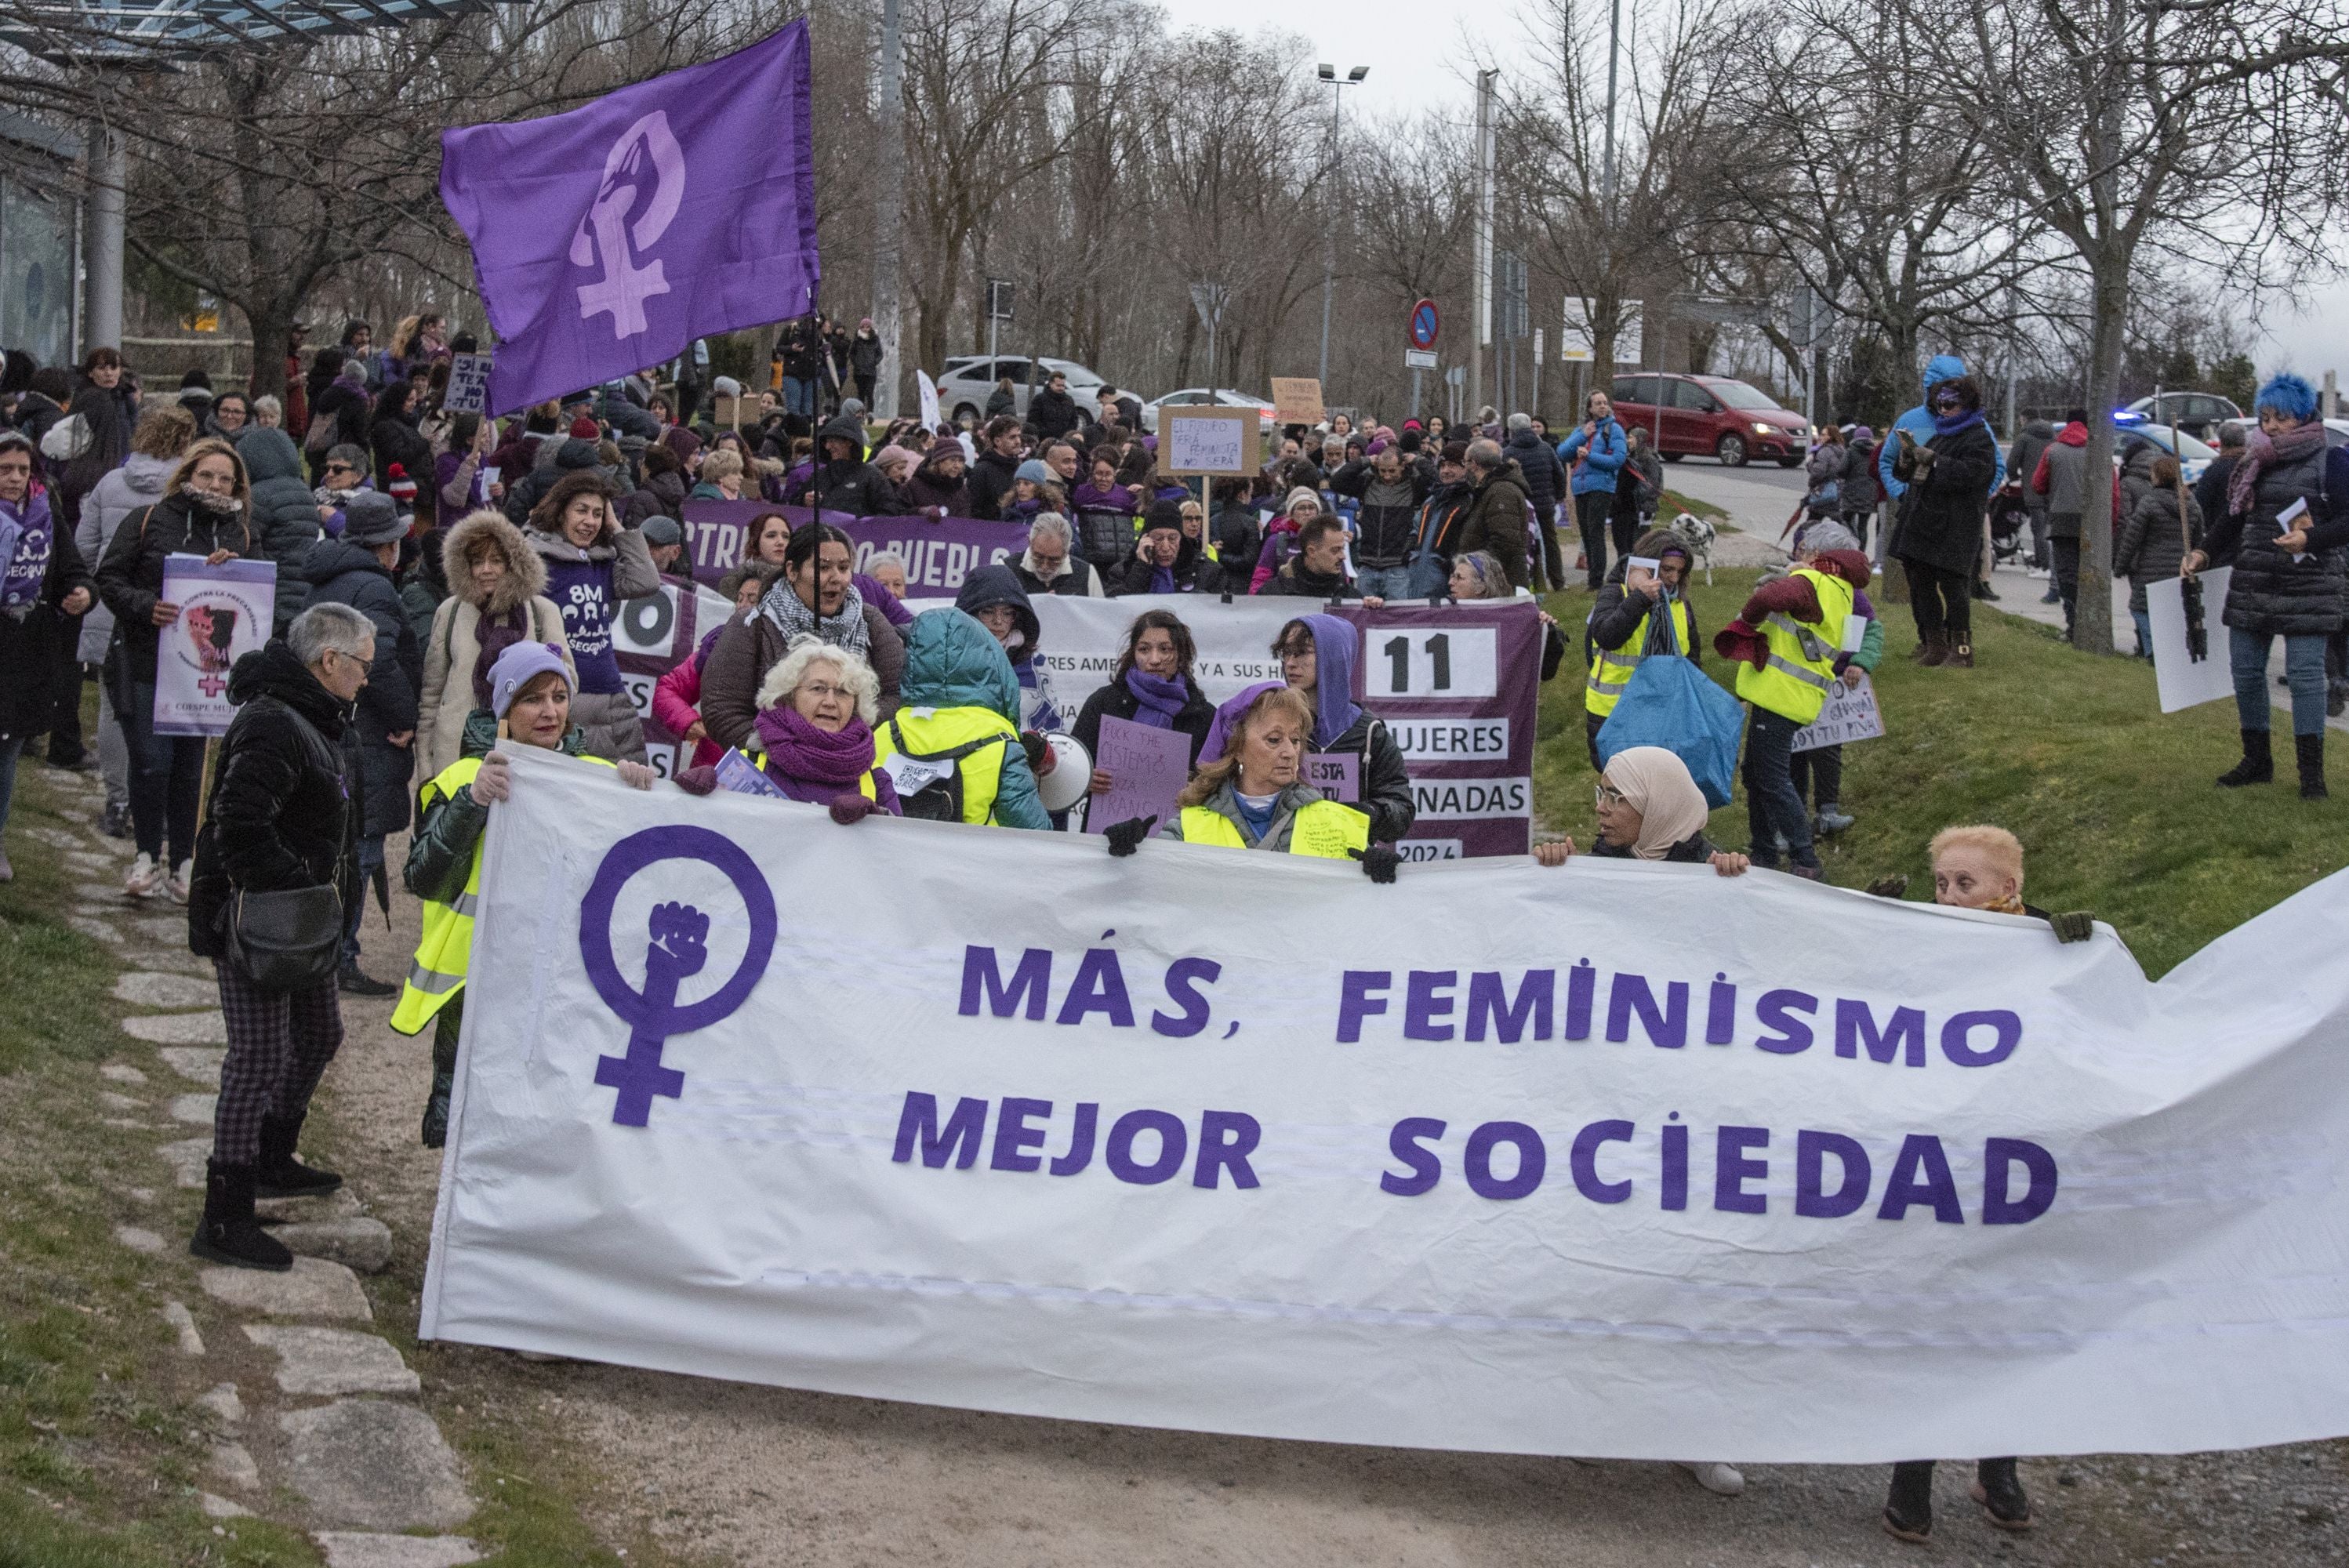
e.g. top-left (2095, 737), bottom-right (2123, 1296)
top-left (1881, 354), bottom-right (2004, 501)
top-left (898, 609), bottom-right (1051, 830)
top-left (1556, 418), bottom-right (1628, 496)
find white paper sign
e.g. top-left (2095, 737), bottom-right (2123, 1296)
top-left (1559, 298), bottom-right (1596, 362)
top-left (1791, 672), bottom-right (1884, 751)
top-left (423, 747), bottom-right (2349, 1463)
top-left (444, 354), bottom-right (493, 415)
top-left (2147, 568), bottom-right (2235, 714)
top-left (154, 554), bottom-right (278, 735)
top-left (917, 369), bottom-right (942, 431)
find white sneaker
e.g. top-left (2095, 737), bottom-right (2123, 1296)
top-left (2025, 567), bottom-right (2049, 579)
top-left (1678, 1461), bottom-right (1746, 1496)
top-left (125, 852), bottom-right (162, 899)
top-left (168, 858), bottom-right (194, 904)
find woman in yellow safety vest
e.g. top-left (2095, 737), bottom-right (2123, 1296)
top-left (1712, 542), bottom-right (1873, 878)
top-left (1146, 684), bottom-right (1373, 861)
top-left (390, 641), bottom-right (654, 1146)
top-left (1579, 528), bottom-right (1700, 767)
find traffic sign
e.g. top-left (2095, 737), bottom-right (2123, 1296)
top-left (1410, 298), bottom-right (1440, 350)
top-left (1404, 349), bottom-right (1438, 370)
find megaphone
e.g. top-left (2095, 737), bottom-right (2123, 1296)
top-left (1035, 732), bottom-right (1093, 815)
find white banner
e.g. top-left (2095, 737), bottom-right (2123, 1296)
top-left (423, 748), bottom-right (2349, 1462)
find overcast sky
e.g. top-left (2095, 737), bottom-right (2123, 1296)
top-left (1159, 0), bottom-right (2349, 396)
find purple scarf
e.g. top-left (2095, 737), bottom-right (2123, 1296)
top-left (1931, 407), bottom-right (1985, 438)
top-left (2228, 419), bottom-right (2326, 522)
top-left (752, 704), bottom-right (900, 812)
top-left (1124, 669), bottom-right (1190, 729)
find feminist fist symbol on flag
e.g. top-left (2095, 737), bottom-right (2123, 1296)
top-left (572, 110), bottom-right (686, 340)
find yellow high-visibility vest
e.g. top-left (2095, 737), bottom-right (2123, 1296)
top-left (1734, 568), bottom-right (1854, 725)
top-left (1178, 799), bottom-right (1370, 858)
top-left (739, 742), bottom-right (879, 802)
top-left (873, 706), bottom-right (1018, 825)
top-left (1585, 596), bottom-right (1694, 719)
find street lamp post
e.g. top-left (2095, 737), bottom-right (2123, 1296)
top-left (1316, 64), bottom-right (1367, 394)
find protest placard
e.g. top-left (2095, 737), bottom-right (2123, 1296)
top-left (426, 746), bottom-right (2349, 1464)
top-left (1792, 673), bottom-right (1886, 752)
top-left (154, 554), bottom-right (276, 736)
top-left (1270, 377), bottom-right (1324, 426)
top-left (443, 354), bottom-right (493, 415)
top-left (917, 369), bottom-right (943, 431)
top-left (1160, 406), bottom-right (1258, 477)
top-left (1081, 715), bottom-right (1193, 836)
top-left (2148, 568), bottom-right (2235, 714)
top-left (1305, 752), bottom-right (1359, 803)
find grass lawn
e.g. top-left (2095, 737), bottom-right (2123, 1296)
top-left (1529, 568), bottom-right (2349, 978)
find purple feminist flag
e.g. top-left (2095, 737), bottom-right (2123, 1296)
top-left (440, 22), bottom-right (819, 416)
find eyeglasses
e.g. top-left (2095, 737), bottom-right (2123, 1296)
top-left (1596, 782), bottom-right (1628, 808)
top-left (798, 681), bottom-right (853, 702)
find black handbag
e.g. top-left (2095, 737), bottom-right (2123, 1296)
top-left (223, 884), bottom-right (343, 992)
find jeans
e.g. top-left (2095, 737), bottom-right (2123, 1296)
top-left (1575, 490), bottom-right (1614, 589)
top-left (1788, 741), bottom-right (1842, 808)
top-left (782, 376), bottom-right (816, 417)
top-left (2132, 608), bottom-right (2152, 659)
top-left (1356, 564), bottom-right (1416, 601)
top-left (119, 679), bottom-right (207, 865)
top-left (2231, 626), bottom-right (2329, 737)
top-left (96, 681), bottom-right (129, 811)
top-left (339, 833), bottom-right (387, 964)
top-left (0, 732), bottom-right (22, 843)
top-left (1742, 705), bottom-right (1817, 866)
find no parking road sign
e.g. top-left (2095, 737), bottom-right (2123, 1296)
top-left (1410, 298), bottom-right (1440, 349)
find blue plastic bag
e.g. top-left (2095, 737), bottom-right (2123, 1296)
top-left (1593, 638), bottom-right (1746, 808)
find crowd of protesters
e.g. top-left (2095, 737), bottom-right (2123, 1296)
top-left (7, 321), bottom-right (2336, 1551)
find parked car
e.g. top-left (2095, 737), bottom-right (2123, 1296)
top-left (2118, 391), bottom-right (2242, 442)
top-left (1606, 372), bottom-right (1808, 467)
top-left (2117, 424), bottom-right (2216, 486)
top-left (1139, 387), bottom-right (1279, 435)
top-left (932, 356), bottom-right (1109, 424)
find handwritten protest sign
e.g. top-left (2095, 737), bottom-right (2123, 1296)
top-left (1082, 715), bottom-right (1193, 835)
top-left (1161, 406), bottom-right (1257, 477)
top-left (1792, 672), bottom-right (1885, 752)
top-left (154, 554), bottom-right (276, 735)
top-left (1270, 377), bottom-right (1324, 426)
top-left (1305, 752), bottom-right (1359, 803)
top-left (443, 354), bottom-right (493, 415)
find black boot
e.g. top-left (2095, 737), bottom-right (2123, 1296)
top-left (191, 1160), bottom-right (292, 1271)
top-left (256, 1112), bottom-right (341, 1198)
top-left (1882, 1461), bottom-right (1934, 1544)
top-left (2297, 732), bottom-right (2329, 800)
top-left (1970, 1457), bottom-right (2032, 1530)
top-left (2216, 728), bottom-right (2274, 788)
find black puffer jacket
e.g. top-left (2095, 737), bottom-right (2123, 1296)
top-left (1029, 387), bottom-right (1080, 440)
top-left (803, 416), bottom-right (899, 516)
top-left (1504, 429), bottom-right (1566, 512)
top-left (186, 639), bottom-right (359, 960)
top-left (1316, 710), bottom-right (1414, 844)
top-left (93, 488), bottom-right (260, 681)
top-left (2208, 441), bottom-right (2349, 637)
top-left (299, 539), bottom-right (421, 835)
top-left (969, 448), bottom-right (1022, 520)
top-left (238, 427), bottom-right (330, 633)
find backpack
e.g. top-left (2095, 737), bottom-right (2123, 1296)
top-left (880, 717), bottom-right (1014, 823)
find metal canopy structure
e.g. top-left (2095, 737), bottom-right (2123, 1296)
top-left (0, 0), bottom-right (499, 62)
top-left (0, 0), bottom-right (507, 360)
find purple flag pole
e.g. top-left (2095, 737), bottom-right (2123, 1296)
top-left (440, 22), bottom-right (821, 417)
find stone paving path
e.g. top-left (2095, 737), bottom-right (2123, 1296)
top-left (37, 770), bottom-right (481, 1566)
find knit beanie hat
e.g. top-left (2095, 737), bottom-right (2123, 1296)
top-left (1142, 499), bottom-right (1184, 535)
top-left (568, 416), bottom-right (601, 440)
top-left (340, 489), bottom-right (405, 546)
top-left (1284, 486), bottom-right (1322, 515)
top-left (385, 462), bottom-right (417, 506)
top-left (1015, 459), bottom-right (1054, 486)
top-left (488, 641), bottom-right (574, 718)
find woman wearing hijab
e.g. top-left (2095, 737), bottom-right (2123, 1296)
top-left (1273, 613), bottom-right (1414, 844)
top-left (1543, 746), bottom-right (1749, 874)
top-left (677, 636), bottom-right (901, 815)
top-left (1073, 610), bottom-right (1217, 818)
top-left (2182, 372), bottom-right (2349, 797)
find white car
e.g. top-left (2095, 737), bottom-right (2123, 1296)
top-left (931, 355), bottom-right (1107, 424)
top-left (1140, 387), bottom-right (1280, 435)
top-left (2116, 425), bottom-right (2215, 487)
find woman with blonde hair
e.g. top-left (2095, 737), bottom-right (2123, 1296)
top-left (690, 446), bottom-right (746, 502)
top-left (93, 436), bottom-right (258, 899)
top-left (1129, 684), bottom-right (1371, 863)
top-left (677, 636), bottom-right (902, 815)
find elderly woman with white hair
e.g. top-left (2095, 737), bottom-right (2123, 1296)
top-left (678, 634), bottom-right (902, 817)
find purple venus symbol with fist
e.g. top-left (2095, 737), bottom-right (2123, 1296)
top-left (577, 826), bottom-right (777, 1127)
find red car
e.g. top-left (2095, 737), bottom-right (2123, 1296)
top-left (1607, 372), bottom-right (1809, 468)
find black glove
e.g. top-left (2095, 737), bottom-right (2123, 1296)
top-left (1349, 844), bottom-right (1401, 884)
top-left (2049, 910), bottom-right (2095, 944)
top-left (1864, 874), bottom-right (1909, 900)
top-left (1104, 815), bottom-right (1156, 857)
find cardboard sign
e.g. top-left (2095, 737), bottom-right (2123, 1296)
top-left (1083, 715), bottom-right (1194, 836)
top-left (1791, 673), bottom-right (1885, 752)
top-left (1160, 405), bottom-right (1258, 477)
top-left (443, 354), bottom-right (493, 415)
top-left (1270, 377), bottom-right (1324, 426)
top-left (154, 554), bottom-right (278, 735)
top-left (1305, 751), bottom-right (1360, 804)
